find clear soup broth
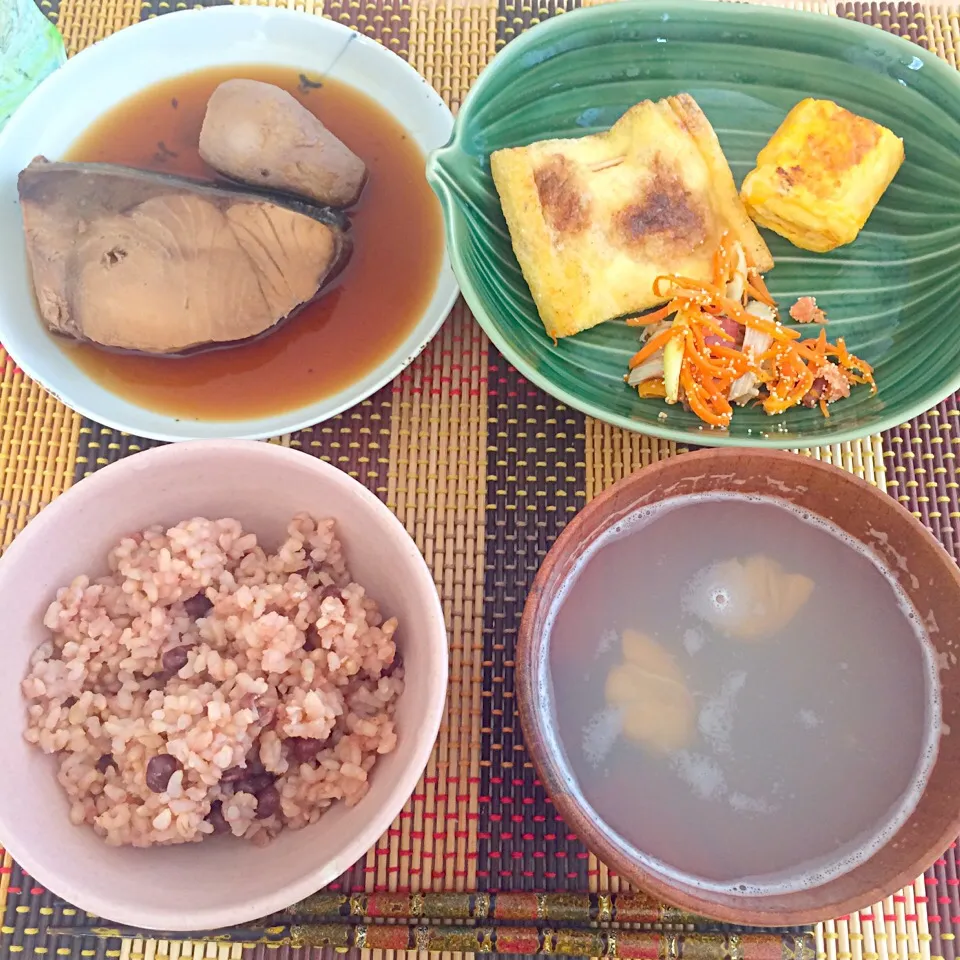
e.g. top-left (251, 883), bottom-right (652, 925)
top-left (547, 494), bottom-right (940, 894)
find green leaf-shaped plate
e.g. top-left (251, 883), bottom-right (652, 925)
top-left (427, 0), bottom-right (960, 447)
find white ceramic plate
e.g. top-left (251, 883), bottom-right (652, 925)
top-left (0, 6), bottom-right (459, 441)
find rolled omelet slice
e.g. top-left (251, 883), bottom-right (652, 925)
top-left (740, 98), bottom-right (904, 253)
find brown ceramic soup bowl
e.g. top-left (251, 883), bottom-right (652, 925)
top-left (516, 448), bottom-right (960, 926)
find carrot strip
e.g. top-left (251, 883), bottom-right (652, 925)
top-left (718, 298), bottom-right (800, 341)
top-left (697, 314), bottom-right (737, 342)
top-left (709, 347), bottom-right (752, 377)
top-left (627, 264), bottom-right (876, 428)
top-left (746, 271), bottom-right (777, 308)
top-left (762, 355), bottom-right (814, 415)
top-left (627, 326), bottom-right (677, 369)
top-left (681, 367), bottom-right (730, 427)
top-left (691, 327), bottom-right (748, 381)
top-left (796, 329), bottom-right (829, 364)
top-left (687, 336), bottom-right (727, 379)
top-left (624, 303), bottom-right (678, 327)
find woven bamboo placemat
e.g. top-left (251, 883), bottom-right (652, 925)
top-left (2, 0), bottom-right (959, 957)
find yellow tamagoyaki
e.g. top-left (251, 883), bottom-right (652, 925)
top-left (740, 98), bottom-right (904, 253)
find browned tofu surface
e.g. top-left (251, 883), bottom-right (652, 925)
top-left (491, 94), bottom-right (773, 340)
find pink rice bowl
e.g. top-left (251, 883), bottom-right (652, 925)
top-left (0, 441), bottom-right (447, 930)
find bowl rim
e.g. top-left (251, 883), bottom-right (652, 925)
top-left (514, 447), bottom-right (960, 925)
top-left (426, 0), bottom-right (960, 449)
top-left (0, 439), bottom-right (449, 930)
top-left (0, 5), bottom-right (460, 443)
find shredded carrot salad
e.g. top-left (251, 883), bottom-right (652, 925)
top-left (625, 236), bottom-right (876, 428)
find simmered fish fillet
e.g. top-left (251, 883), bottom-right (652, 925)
top-left (18, 158), bottom-right (351, 355)
top-left (490, 94), bottom-right (773, 340)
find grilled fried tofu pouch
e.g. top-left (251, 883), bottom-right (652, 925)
top-left (740, 98), bottom-right (904, 253)
top-left (490, 94), bottom-right (773, 341)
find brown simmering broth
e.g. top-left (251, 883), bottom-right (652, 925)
top-left (61, 65), bottom-right (444, 421)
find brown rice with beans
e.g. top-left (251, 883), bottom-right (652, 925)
top-left (22, 514), bottom-right (403, 847)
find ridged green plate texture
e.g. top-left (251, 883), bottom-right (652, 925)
top-left (427, 1), bottom-right (960, 447)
